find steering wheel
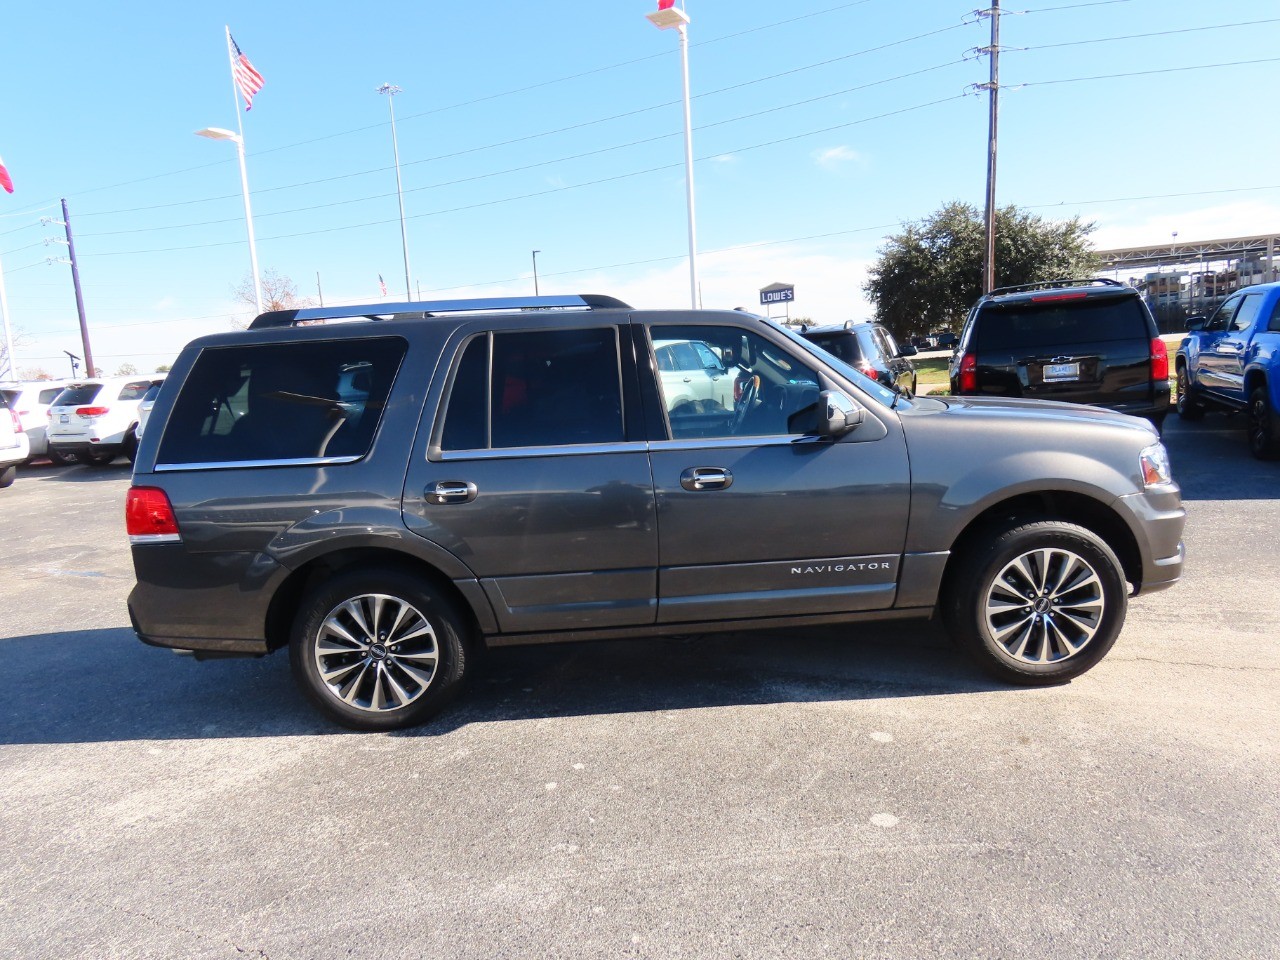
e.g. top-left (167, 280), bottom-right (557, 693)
top-left (732, 375), bottom-right (759, 433)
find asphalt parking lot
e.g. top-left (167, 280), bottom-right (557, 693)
top-left (1, 414), bottom-right (1277, 960)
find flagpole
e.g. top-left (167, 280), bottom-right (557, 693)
top-left (225, 25), bottom-right (263, 315)
top-left (0, 253), bottom-right (16, 380)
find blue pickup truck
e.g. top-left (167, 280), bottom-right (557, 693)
top-left (1176, 280), bottom-right (1280, 459)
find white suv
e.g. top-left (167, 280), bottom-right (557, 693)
top-left (46, 375), bottom-right (163, 467)
top-left (0, 392), bottom-right (29, 487)
top-left (0, 379), bottom-right (73, 464)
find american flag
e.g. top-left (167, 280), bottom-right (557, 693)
top-left (0, 154), bottom-right (13, 194)
top-left (229, 33), bottom-right (265, 111)
top-left (378, 275), bottom-right (387, 296)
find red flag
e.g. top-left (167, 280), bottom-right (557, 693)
top-left (658, 0), bottom-right (675, 8)
top-left (378, 274), bottom-right (387, 296)
top-left (229, 33), bottom-right (265, 111)
top-left (0, 155), bottom-right (13, 194)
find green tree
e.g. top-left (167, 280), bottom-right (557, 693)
top-left (115, 362), bottom-right (139, 376)
top-left (864, 202), bottom-right (1099, 341)
top-left (154, 364), bottom-right (172, 373)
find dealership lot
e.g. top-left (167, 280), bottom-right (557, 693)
top-left (0, 414), bottom-right (1276, 959)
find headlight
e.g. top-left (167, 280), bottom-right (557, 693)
top-left (1140, 442), bottom-right (1172, 487)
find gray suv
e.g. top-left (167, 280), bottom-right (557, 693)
top-left (127, 295), bottom-right (1185, 730)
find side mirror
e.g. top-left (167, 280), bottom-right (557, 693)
top-left (1185, 315), bottom-right (1206, 332)
top-left (898, 345), bottom-right (918, 357)
top-left (816, 390), bottom-right (865, 439)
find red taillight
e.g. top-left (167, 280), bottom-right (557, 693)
top-left (126, 486), bottom-right (180, 540)
top-left (958, 353), bottom-right (978, 393)
top-left (1150, 337), bottom-right (1169, 382)
top-left (76, 405), bottom-right (110, 417)
top-left (8, 409), bottom-right (22, 433)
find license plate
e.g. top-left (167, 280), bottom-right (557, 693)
top-left (1043, 362), bottom-right (1080, 382)
top-left (60, 414), bottom-right (69, 423)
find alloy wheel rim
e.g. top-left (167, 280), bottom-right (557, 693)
top-left (313, 594), bottom-right (439, 713)
top-left (984, 548), bottom-right (1105, 664)
top-left (1250, 398), bottom-right (1267, 452)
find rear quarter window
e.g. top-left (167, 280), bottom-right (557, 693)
top-left (977, 296), bottom-right (1149, 350)
top-left (156, 337), bottom-right (407, 466)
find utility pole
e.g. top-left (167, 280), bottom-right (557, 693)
top-left (316, 271), bottom-right (324, 307)
top-left (43, 200), bottom-right (95, 377)
top-left (977, 1), bottom-right (1002, 294)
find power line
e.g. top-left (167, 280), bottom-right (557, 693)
top-left (79, 57), bottom-right (970, 239)
top-left (1017, 55), bottom-right (1280, 87)
top-left (77, 94), bottom-right (967, 259)
top-left (1014, 17), bottom-right (1280, 51)
top-left (78, 17), bottom-right (974, 222)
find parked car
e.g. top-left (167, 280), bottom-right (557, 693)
top-left (0, 379), bottom-right (73, 464)
top-left (949, 279), bottom-right (1170, 430)
top-left (132, 380), bottom-right (166, 444)
top-left (653, 337), bottom-right (740, 412)
top-left (1175, 281), bottom-right (1280, 459)
top-left (800, 320), bottom-right (918, 395)
top-left (0, 391), bottom-right (29, 488)
top-left (933, 331), bottom-right (959, 349)
top-left (46, 374), bottom-right (163, 466)
top-left (128, 294), bottom-right (1184, 731)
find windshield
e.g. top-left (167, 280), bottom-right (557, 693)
top-left (775, 321), bottom-right (900, 406)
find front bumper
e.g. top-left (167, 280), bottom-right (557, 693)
top-left (1117, 484), bottom-right (1185, 594)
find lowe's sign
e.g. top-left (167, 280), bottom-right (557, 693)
top-left (759, 284), bottom-right (795, 305)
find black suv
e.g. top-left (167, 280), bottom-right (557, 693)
top-left (127, 295), bottom-right (1184, 730)
top-left (800, 321), bottom-right (917, 395)
top-left (949, 279), bottom-right (1170, 429)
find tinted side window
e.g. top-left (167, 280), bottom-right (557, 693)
top-left (1208, 296), bottom-right (1241, 330)
top-left (117, 380), bottom-right (152, 401)
top-left (1231, 293), bottom-right (1264, 333)
top-left (157, 337), bottom-right (406, 465)
top-left (38, 387), bottom-right (64, 404)
top-left (440, 328), bottom-right (625, 451)
top-left (977, 296), bottom-right (1148, 350)
top-left (1269, 298), bottom-right (1280, 333)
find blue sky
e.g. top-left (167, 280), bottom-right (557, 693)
top-left (2, 0), bottom-right (1278, 377)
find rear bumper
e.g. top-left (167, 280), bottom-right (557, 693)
top-left (50, 439), bottom-right (127, 456)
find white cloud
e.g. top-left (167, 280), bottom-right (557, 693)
top-left (707, 154), bottom-right (737, 165)
top-left (1089, 200), bottom-right (1280, 250)
top-left (811, 145), bottom-right (861, 171)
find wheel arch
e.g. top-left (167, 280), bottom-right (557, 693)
top-left (939, 490), bottom-right (1143, 601)
top-left (264, 547), bottom-right (489, 653)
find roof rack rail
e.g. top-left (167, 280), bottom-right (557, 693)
top-left (985, 278), bottom-right (1123, 298)
top-left (248, 293), bottom-right (632, 330)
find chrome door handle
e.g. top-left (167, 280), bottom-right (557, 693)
top-left (426, 480), bottom-right (478, 505)
top-left (680, 467), bottom-right (733, 491)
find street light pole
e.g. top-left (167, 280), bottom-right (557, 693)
top-left (377, 83), bottom-right (413, 302)
top-left (196, 127), bottom-right (262, 314)
top-left (532, 249), bottom-right (541, 295)
top-left (647, 1), bottom-right (699, 309)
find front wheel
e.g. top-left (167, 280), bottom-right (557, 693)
top-left (289, 568), bottom-right (471, 731)
top-left (0, 465), bottom-right (15, 489)
top-left (942, 520), bottom-right (1128, 685)
top-left (1176, 366), bottom-right (1204, 420)
top-left (1247, 386), bottom-right (1280, 460)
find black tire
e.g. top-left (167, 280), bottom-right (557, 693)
top-left (123, 431), bottom-right (139, 464)
top-left (942, 520), bottom-right (1128, 685)
top-left (1176, 366), bottom-right (1204, 420)
top-left (1247, 386), bottom-right (1280, 460)
top-left (46, 447), bottom-right (77, 466)
top-left (82, 450), bottom-right (117, 468)
top-left (1147, 412), bottom-right (1166, 435)
top-left (0, 465), bottom-right (15, 489)
top-left (289, 567), bottom-right (471, 731)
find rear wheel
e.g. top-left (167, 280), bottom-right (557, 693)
top-left (942, 520), bottom-right (1128, 685)
top-left (46, 447), bottom-right (77, 466)
top-left (123, 432), bottom-right (139, 464)
top-left (0, 465), bottom-right (15, 489)
top-left (1176, 366), bottom-right (1204, 420)
top-left (289, 568), bottom-right (471, 731)
top-left (1247, 386), bottom-right (1280, 460)
top-left (82, 450), bottom-right (117, 468)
